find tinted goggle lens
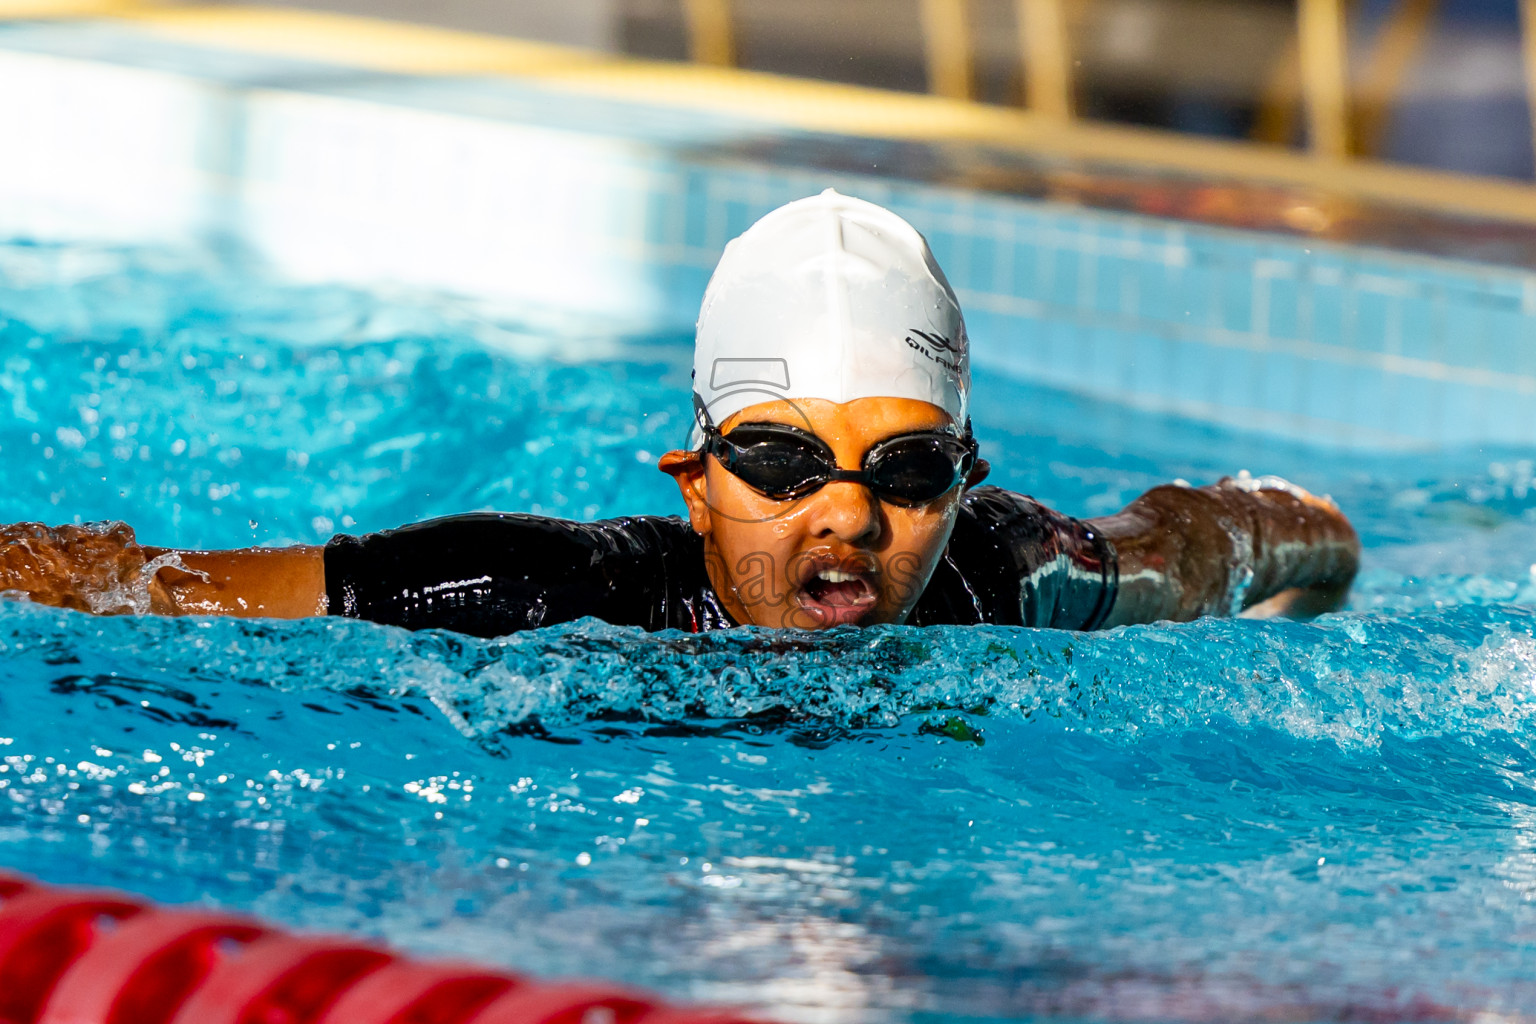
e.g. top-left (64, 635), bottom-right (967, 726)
top-left (867, 436), bottom-right (970, 503)
top-left (725, 433), bottom-right (828, 499)
top-left (709, 427), bottom-right (973, 504)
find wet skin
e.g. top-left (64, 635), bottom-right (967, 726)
top-left (659, 397), bottom-right (986, 630)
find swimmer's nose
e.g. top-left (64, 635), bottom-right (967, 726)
top-left (805, 479), bottom-right (882, 546)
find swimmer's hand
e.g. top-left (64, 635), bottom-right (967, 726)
top-left (0, 522), bottom-right (326, 619)
top-left (0, 522), bottom-right (181, 615)
top-left (1237, 583), bottom-right (1351, 620)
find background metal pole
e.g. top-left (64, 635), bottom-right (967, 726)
top-left (681, 0), bottom-right (735, 67)
top-left (920, 0), bottom-right (975, 100)
top-left (1017, 0), bottom-right (1074, 120)
top-left (1298, 0), bottom-right (1352, 157)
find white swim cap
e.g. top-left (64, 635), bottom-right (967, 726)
top-left (692, 189), bottom-right (969, 440)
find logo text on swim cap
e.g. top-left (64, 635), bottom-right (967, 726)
top-left (709, 358), bottom-right (791, 393)
top-left (904, 330), bottom-right (964, 375)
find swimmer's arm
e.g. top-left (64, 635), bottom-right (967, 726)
top-left (0, 521), bottom-right (326, 618)
top-left (140, 546), bottom-right (328, 618)
top-left (1088, 477), bottom-right (1360, 626)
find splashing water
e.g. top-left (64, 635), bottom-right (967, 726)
top-left (3, 240), bottom-right (1536, 1023)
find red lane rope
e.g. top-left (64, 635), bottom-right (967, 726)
top-left (0, 874), bottom-right (774, 1024)
top-left (0, 888), bottom-right (144, 1024)
top-left (0, 873), bottom-right (31, 899)
top-left (315, 961), bottom-right (518, 1024)
top-left (39, 910), bottom-right (267, 1024)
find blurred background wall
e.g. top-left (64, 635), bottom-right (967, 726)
top-left (184, 0), bottom-right (1536, 180)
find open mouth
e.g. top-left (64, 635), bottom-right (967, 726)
top-left (795, 561), bottom-right (879, 627)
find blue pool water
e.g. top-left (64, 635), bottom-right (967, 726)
top-left (3, 238), bottom-right (1536, 1022)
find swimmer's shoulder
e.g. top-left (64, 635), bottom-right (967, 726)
top-left (922, 486), bottom-right (1113, 629)
top-left (953, 486), bottom-right (1069, 557)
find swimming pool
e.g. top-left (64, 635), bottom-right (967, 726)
top-left (2, 236), bottom-right (1536, 1022)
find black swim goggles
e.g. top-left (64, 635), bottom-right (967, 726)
top-left (701, 422), bottom-right (978, 506)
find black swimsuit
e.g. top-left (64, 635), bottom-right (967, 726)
top-left (324, 485), bottom-right (1118, 637)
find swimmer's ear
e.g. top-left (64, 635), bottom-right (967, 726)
top-left (657, 449), bottom-right (698, 478)
top-left (964, 457), bottom-right (991, 490)
top-left (658, 449), bottom-right (713, 535)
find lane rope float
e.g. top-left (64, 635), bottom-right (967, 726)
top-left (0, 872), bottom-right (771, 1024)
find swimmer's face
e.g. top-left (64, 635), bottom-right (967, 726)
top-left (659, 397), bottom-right (986, 629)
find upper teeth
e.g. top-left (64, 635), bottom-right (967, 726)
top-left (817, 569), bottom-right (858, 583)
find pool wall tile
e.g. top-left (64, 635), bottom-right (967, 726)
top-left (1260, 272), bottom-right (1302, 342)
top-left (1354, 290), bottom-right (1393, 355)
top-left (1397, 291), bottom-right (1443, 363)
top-left (1134, 261), bottom-right (1177, 323)
top-left (1350, 365), bottom-right (1391, 436)
top-left (1012, 242), bottom-right (1044, 303)
top-left (1215, 270), bottom-right (1253, 335)
top-left (1480, 304), bottom-right (1527, 374)
top-left (1303, 360), bottom-right (1346, 424)
top-left (1303, 275), bottom-right (1348, 355)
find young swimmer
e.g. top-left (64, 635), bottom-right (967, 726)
top-left (0, 191), bottom-right (1359, 634)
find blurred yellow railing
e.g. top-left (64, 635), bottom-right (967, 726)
top-left (912, 0), bottom-right (1074, 120)
top-left (679, 0), bottom-right (1529, 165)
top-left (1017, 0), bottom-right (1074, 121)
top-left (1297, 0), bottom-right (1351, 158)
top-left (681, 0), bottom-right (734, 66)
